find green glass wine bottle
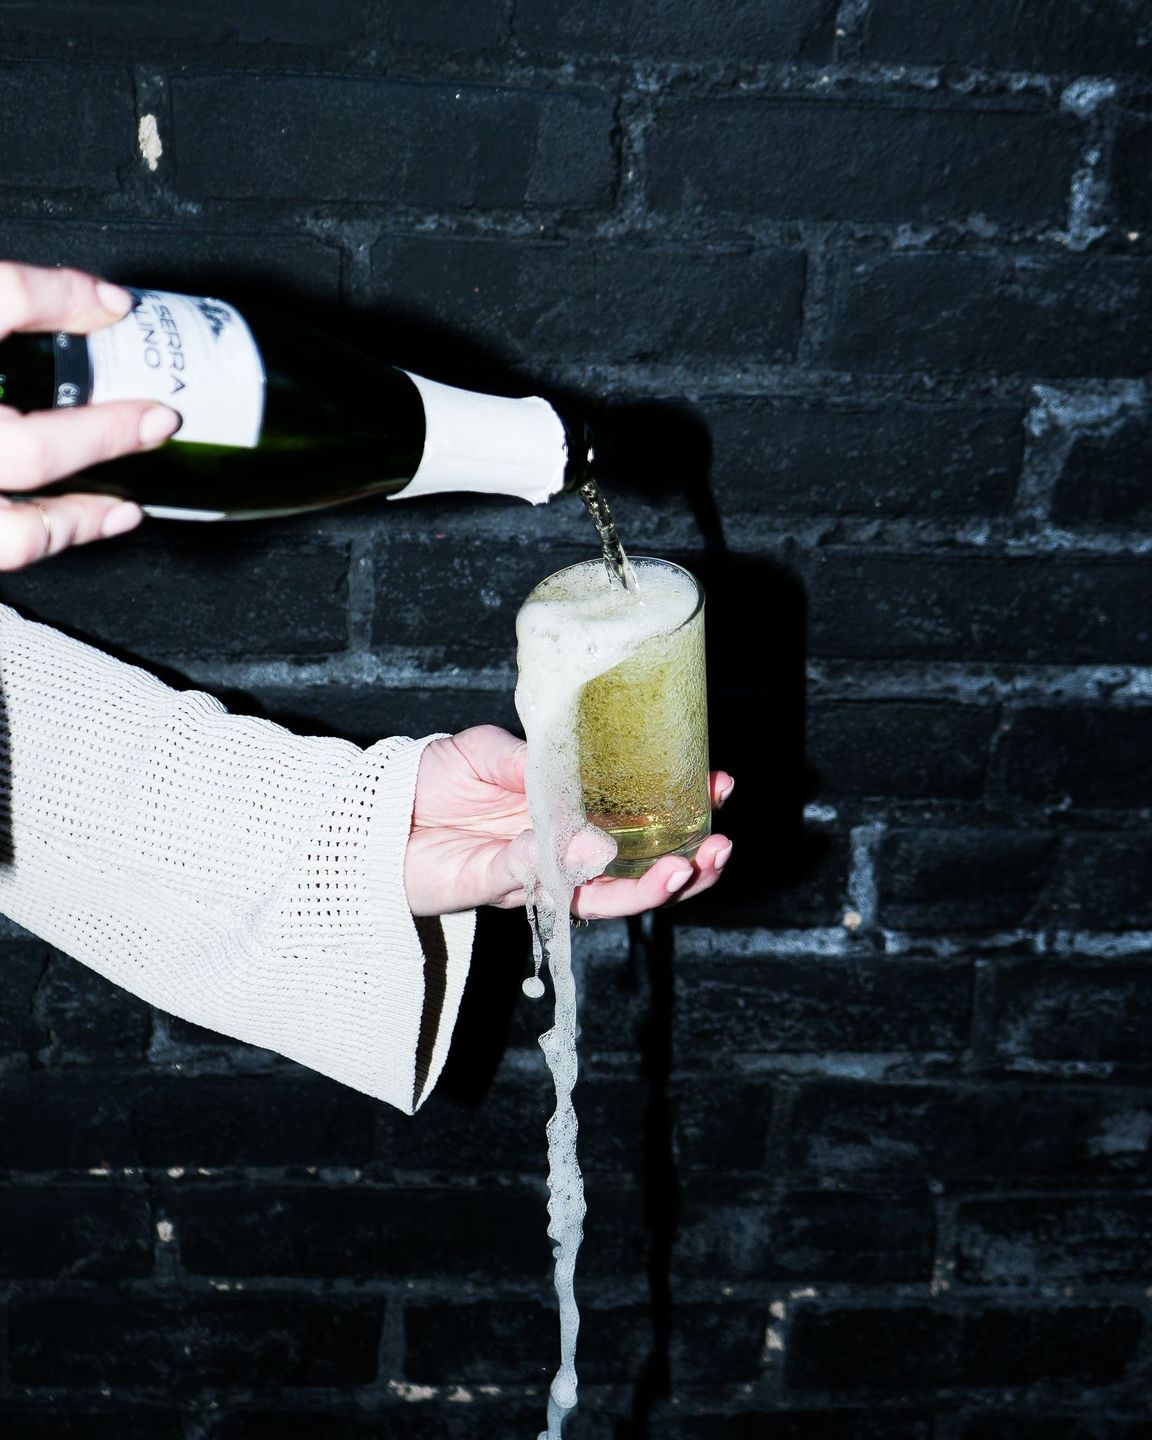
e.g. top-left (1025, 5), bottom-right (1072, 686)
top-left (0, 288), bottom-right (592, 520)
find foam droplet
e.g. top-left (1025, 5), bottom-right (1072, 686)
top-left (550, 1369), bottom-right (578, 1410)
top-left (522, 976), bottom-right (546, 1000)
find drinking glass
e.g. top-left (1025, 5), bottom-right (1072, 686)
top-left (519, 556), bottom-right (710, 878)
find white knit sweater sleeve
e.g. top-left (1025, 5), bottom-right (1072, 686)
top-left (0, 603), bottom-right (476, 1113)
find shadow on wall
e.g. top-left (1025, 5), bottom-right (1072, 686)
top-left (108, 265), bottom-right (555, 401)
top-left (591, 397), bottom-right (820, 931)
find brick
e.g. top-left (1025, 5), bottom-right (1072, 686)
top-left (238, 684), bottom-right (520, 749)
top-left (992, 962), bottom-right (1152, 1064)
top-left (959, 1304), bottom-right (1143, 1388)
top-left (671, 1415), bottom-right (931, 1440)
top-left (789, 1082), bottom-right (1152, 1182)
top-left (675, 957), bottom-right (972, 1054)
top-left (809, 552), bottom-right (1152, 663)
top-left (673, 1302), bottom-right (767, 1383)
top-left (0, 1073), bottom-right (376, 1170)
top-left (512, 0), bottom-right (837, 63)
top-left (0, 1185), bottom-right (150, 1278)
top-left (1000, 709), bottom-right (1152, 808)
top-left (865, 0), bottom-right (1152, 74)
top-left (375, 1076), bottom-right (549, 1175)
top-left (377, 1074), bottom-right (643, 1175)
top-left (878, 829), bottom-right (1056, 932)
top-left (1116, 114), bottom-right (1152, 231)
top-left (166, 1183), bottom-right (552, 1279)
top-left (787, 1302), bottom-right (1142, 1392)
top-left (658, 547), bottom-right (837, 932)
top-left (0, 218), bottom-right (344, 300)
top-left (808, 703), bottom-right (995, 801)
top-left (1054, 833), bottom-right (1152, 928)
top-left (404, 1298), bottom-right (764, 1384)
top-left (827, 255), bottom-right (1152, 377)
top-left (1051, 411), bottom-right (1152, 527)
top-left (0, 941), bottom-right (49, 1055)
top-left (10, 1295), bottom-right (383, 1387)
top-left (649, 100), bottom-right (1075, 225)
top-left (404, 1298), bottom-right (640, 1384)
top-left (1, 527), bottom-right (350, 658)
top-left (34, 953), bottom-right (153, 1061)
top-left (172, 75), bottom-right (613, 210)
top-left (369, 537), bottom-right (588, 657)
top-left (384, 0), bottom-right (509, 51)
top-left (371, 235), bottom-right (806, 367)
top-left (577, 945), bottom-right (648, 1056)
top-left (949, 1417), bottom-right (1152, 1440)
top-left (678, 826), bottom-right (847, 933)
top-left (0, 1414), bottom-right (185, 1440)
top-left (956, 1194), bottom-right (1152, 1286)
top-left (561, 1076), bottom-right (648, 1175)
top-left (674, 1077), bottom-right (774, 1172)
top-left (0, 0), bottom-right (373, 47)
top-left (0, 65), bottom-right (134, 191)
top-left (676, 1182), bottom-right (934, 1282)
top-left (703, 400), bottom-right (1023, 519)
top-left (578, 1182), bottom-right (649, 1275)
top-left (213, 1407), bottom-right (543, 1440)
top-left (786, 1304), bottom-right (957, 1391)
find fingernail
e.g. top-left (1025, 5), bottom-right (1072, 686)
top-left (719, 778), bottom-right (735, 807)
top-left (101, 501), bottom-right (143, 538)
top-left (96, 281), bottom-right (135, 319)
top-left (665, 865), bottom-right (692, 893)
top-left (713, 844), bottom-right (733, 871)
top-left (138, 405), bottom-right (180, 447)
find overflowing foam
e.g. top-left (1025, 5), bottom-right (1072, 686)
top-left (514, 559), bottom-right (699, 1439)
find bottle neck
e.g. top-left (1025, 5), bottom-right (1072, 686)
top-left (555, 409), bottom-right (595, 495)
top-left (392, 372), bottom-right (589, 506)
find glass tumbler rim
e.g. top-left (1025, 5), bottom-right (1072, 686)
top-left (523, 554), bottom-right (705, 632)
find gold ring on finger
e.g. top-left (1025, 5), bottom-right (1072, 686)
top-left (32, 502), bottom-right (54, 555)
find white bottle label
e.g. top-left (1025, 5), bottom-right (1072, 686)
top-left (84, 290), bottom-right (266, 447)
top-left (394, 372), bottom-right (568, 506)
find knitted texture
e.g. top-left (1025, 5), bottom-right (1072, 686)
top-left (0, 604), bottom-right (475, 1112)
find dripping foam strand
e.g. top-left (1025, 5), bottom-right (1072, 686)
top-left (515, 558), bottom-right (700, 1438)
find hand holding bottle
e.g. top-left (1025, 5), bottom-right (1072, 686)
top-left (0, 262), bottom-right (180, 569)
top-left (404, 725), bottom-right (734, 918)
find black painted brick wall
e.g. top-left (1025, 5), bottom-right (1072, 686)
top-left (0, 2), bottom-right (1149, 1436)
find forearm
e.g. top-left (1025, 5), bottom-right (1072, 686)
top-left (0, 604), bottom-right (474, 1111)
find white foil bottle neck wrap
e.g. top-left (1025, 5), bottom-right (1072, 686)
top-left (394, 371), bottom-right (568, 505)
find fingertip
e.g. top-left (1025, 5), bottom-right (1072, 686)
top-left (95, 281), bottom-right (136, 320)
top-left (565, 824), bottom-right (617, 886)
top-left (100, 500), bottom-right (143, 539)
top-left (138, 405), bottom-right (181, 448)
top-left (664, 863), bottom-right (693, 894)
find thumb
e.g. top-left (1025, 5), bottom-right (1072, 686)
top-left (503, 823), bottom-right (616, 896)
top-left (505, 827), bottom-right (540, 894)
top-left (563, 824), bottom-right (617, 886)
